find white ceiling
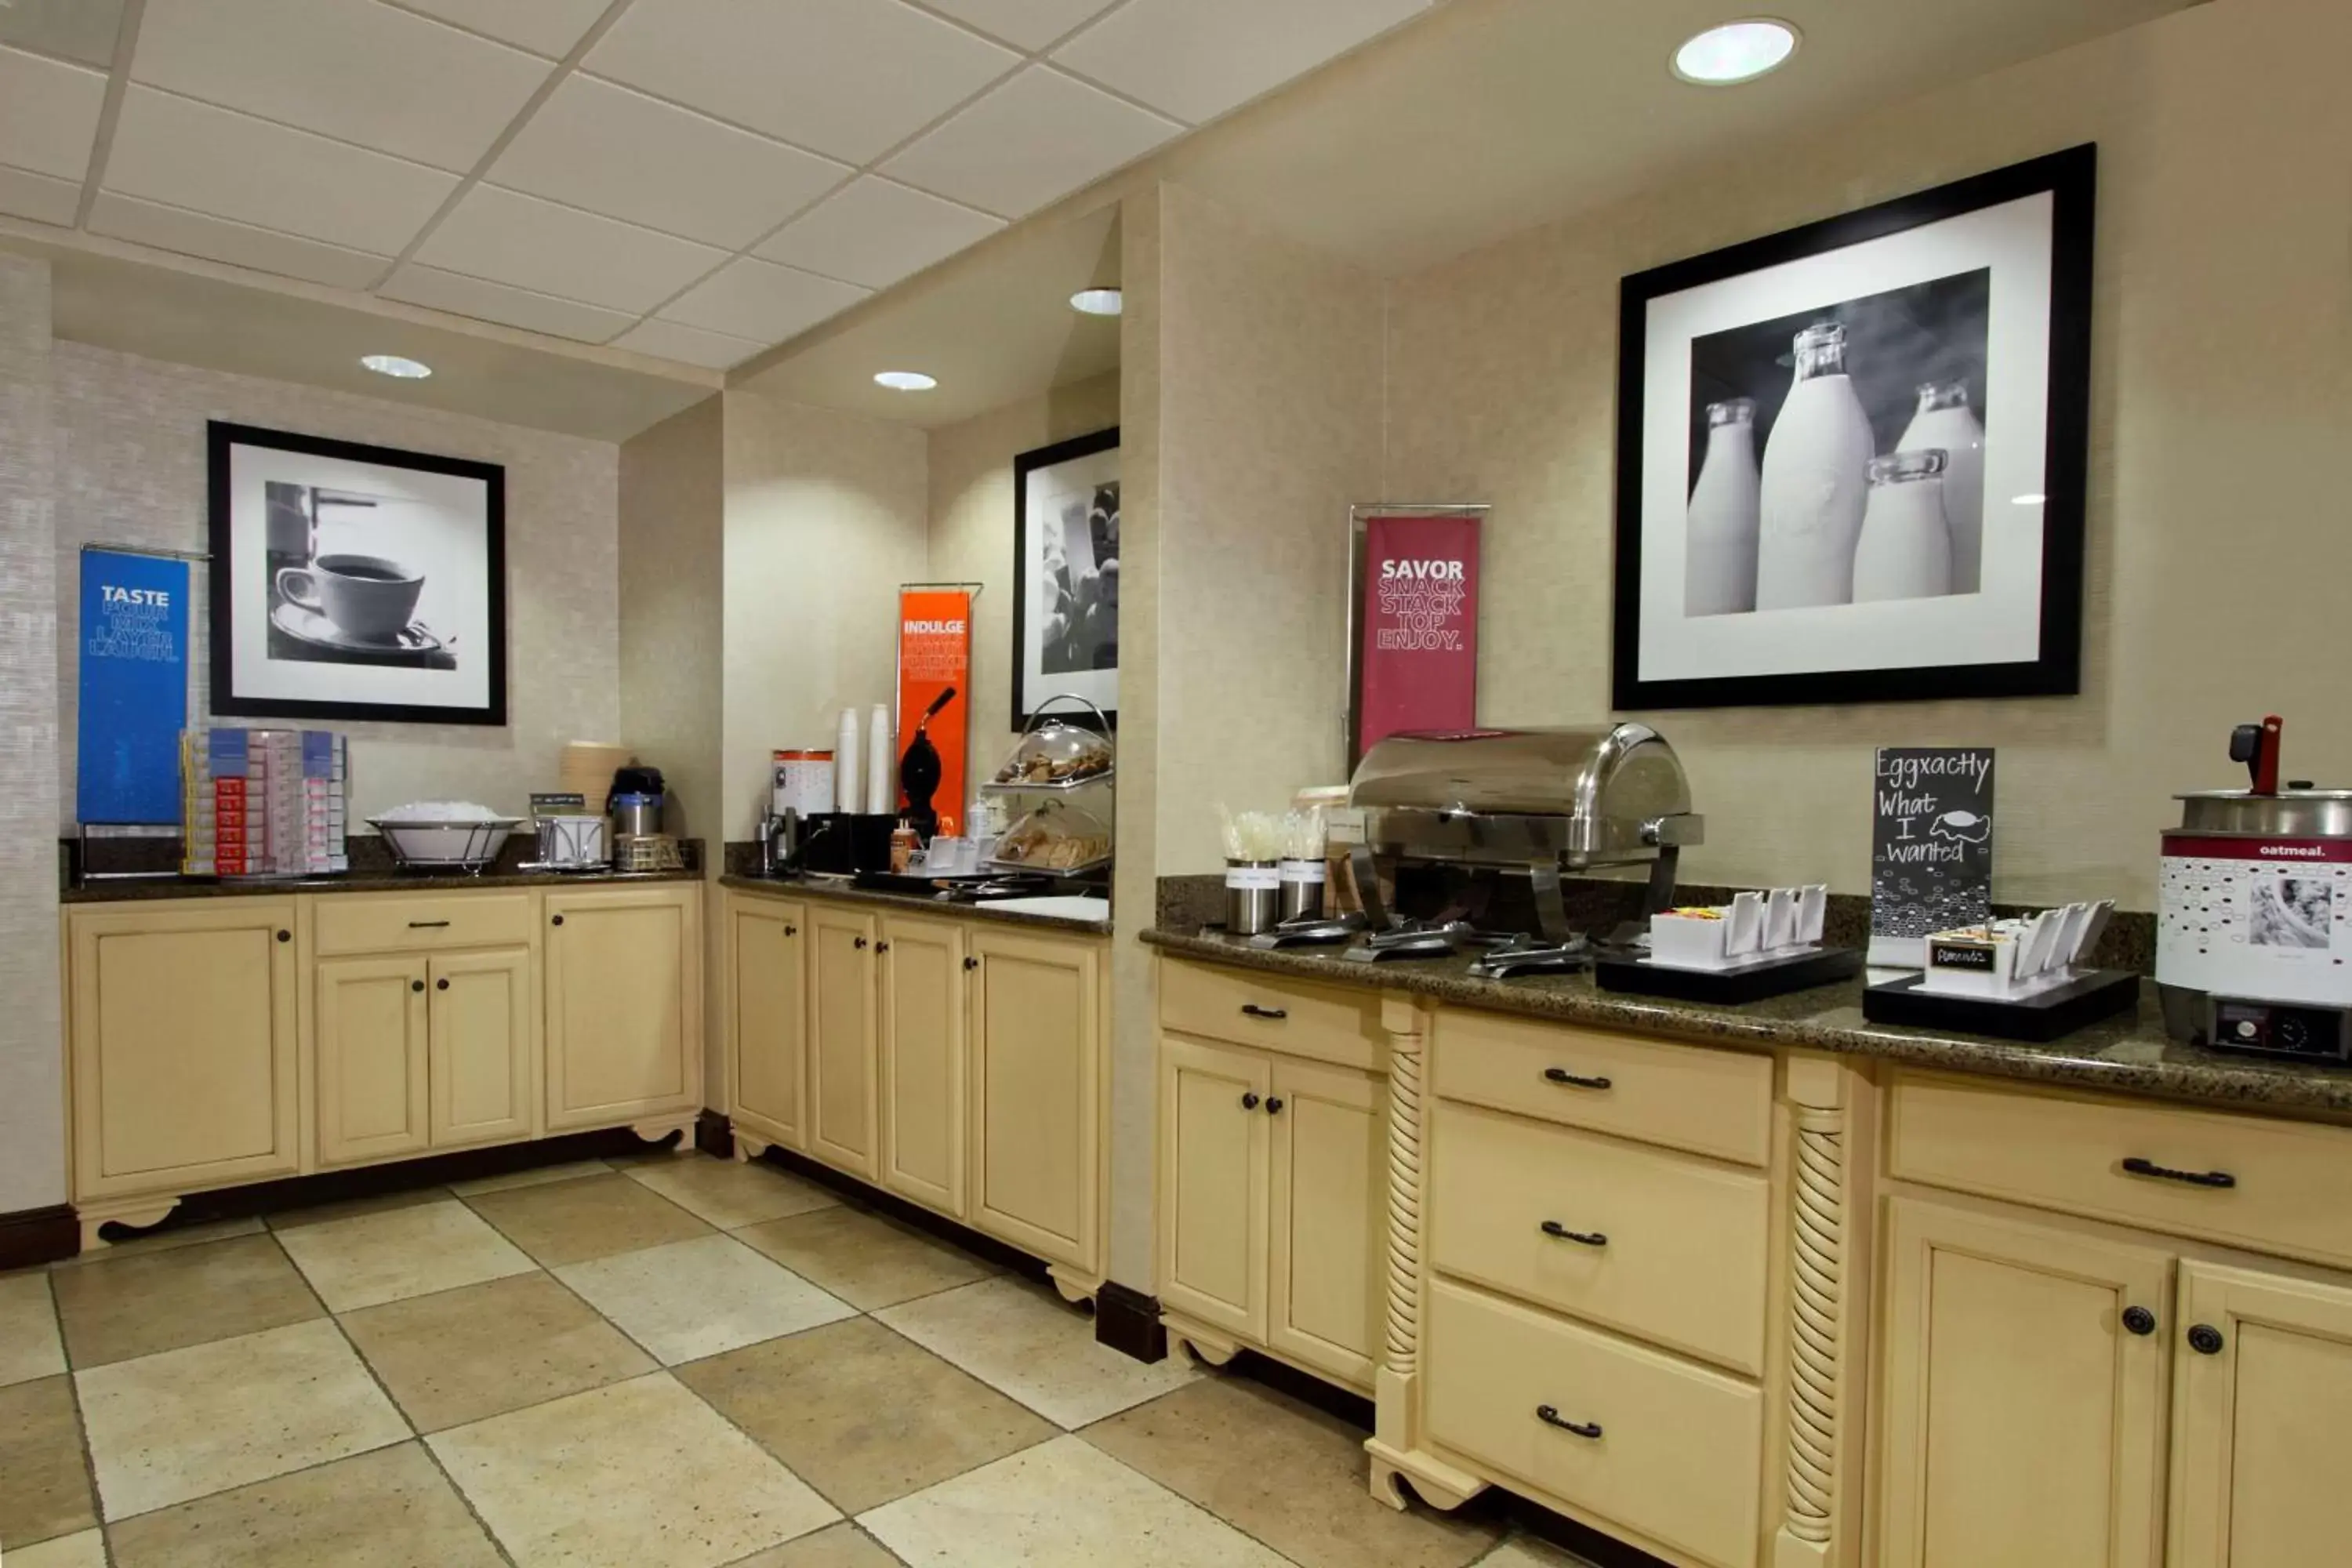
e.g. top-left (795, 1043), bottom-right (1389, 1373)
top-left (0, 0), bottom-right (1438, 372)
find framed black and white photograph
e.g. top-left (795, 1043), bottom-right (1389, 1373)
top-left (1613, 144), bottom-right (2095, 710)
top-left (1011, 426), bottom-right (1118, 728)
top-left (208, 422), bottom-right (506, 726)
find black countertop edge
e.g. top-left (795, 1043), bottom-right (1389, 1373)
top-left (1139, 928), bottom-right (2352, 1120)
top-left (720, 874), bottom-right (1113, 936)
top-left (63, 866), bottom-right (706, 903)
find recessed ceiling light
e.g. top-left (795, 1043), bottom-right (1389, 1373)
top-left (2011, 492), bottom-right (2048, 506)
top-left (874, 370), bottom-right (938, 391)
top-left (1671, 19), bottom-right (1798, 85)
top-left (360, 353), bottom-right (432, 379)
top-left (1070, 288), bottom-right (1123, 317)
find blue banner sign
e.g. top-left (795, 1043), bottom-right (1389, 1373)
top-left (77, 550), bottom-right (190, 825)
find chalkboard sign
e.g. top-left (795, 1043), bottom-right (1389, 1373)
top-left (1870, 747), bottom-right (1995, 967)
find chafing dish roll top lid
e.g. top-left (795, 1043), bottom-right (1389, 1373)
top-left (1346, 724), bottom-right (1702, 869)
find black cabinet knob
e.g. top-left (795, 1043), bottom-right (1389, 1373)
top-left (963, 956), bottom-right (978, 971)
top-left (1265, 1096), bottom-right (1285, 1114)
top-left (1535, 1405), bottom-right (1602, 1439)
top-left (437, 978), bottom-right (450, 991)
top-left (551, 914), bottom-right (564, 927)
top-left (854, 936), bottom-right (868, 949)
top-left (2188, 1323), bottom-right (2226, 1356)
top-left (1540, 1221), bottom-right (1608, 1247)
top-left (277, 929), bottom-right (291, 942)
top-left (1241, 1092), bottom-right (1261, 1110)
top-left (411, 979), bottom-right (425, 993)
top-left (876, 941), bottom-right (891, 953)
top-left (1543, 1068), bottom-right (1611, 1091)
top-left (2122, 1306), bottom-right (2157, 1337)
top-left (784, 924), bottom-right (798, 937)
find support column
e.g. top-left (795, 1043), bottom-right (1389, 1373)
top-left (1775, 1054), bottom-right (1867, 1568)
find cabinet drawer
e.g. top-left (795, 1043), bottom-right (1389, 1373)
top-left (1430, 1101), bottom-right (1769, 1374)
top-left (1160, 960), bottom-right (1382, 1072)
top-left (314, 893), bottom-right (535, 957)
top-left (1426, 1278), bottom-right (1763, 1568)
top-left (1888, 1073), bottom-right (2352, 1270)
top-left (1432, 1009), bottom-right (1772, 1166)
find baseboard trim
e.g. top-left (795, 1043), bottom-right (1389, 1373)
top-left (1093, 1280), bottom-right (1167, 1363)
top-left (753, 1143), bottom-right (1052, 1285)
top-left (694, 1108), bottom-right (735, 1159)
top-left (0, 1203), bottom-right (80, 1270)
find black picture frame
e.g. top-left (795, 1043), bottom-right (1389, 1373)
top-left (1612, 144), bottom-right (2096, 710)
top-left (207, 421), bottom-right (507, 727)
top-left (1010, 426), bottom-right (1120, 731)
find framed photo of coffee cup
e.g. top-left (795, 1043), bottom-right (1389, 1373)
top-left (1011, 427), bottom-right (1119, 729)
top-left (207, 422), bottom-right (506, 726)
top-left (1611, 145), bottom-right (2096, 710)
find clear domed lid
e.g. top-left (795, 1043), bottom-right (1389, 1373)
top-left (989, 696), bottom-right (1113, 790)
top-left (1867, 448), bottom-right (1950, 485)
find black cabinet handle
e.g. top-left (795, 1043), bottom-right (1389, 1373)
top-left (411, 979), bottom-right (425, 993)
top-left (2188, 1323), bottom-right (2226, 1356)
top-left (784, 924), bottom-right (798, 937)
top-left (1544, 1068), bottom-right (1612, 1091)
top-left (2121, 1156), bottom-right (2235, 1189)
top-left (963, 956), bottom-right (978, 971)
top-left (551, 914), bottom-right (564, 927)
top-left (1536, 1405), bottom-right (1602, 1439)
top-left (407, 920), bottom-right (450, 929)
top-left (854, 936), bottom-right (868, 949)
top-left (1240, 1004), bottom-right (1287, 1021)
top-left (277, 929), bottom-right (291, 942)
top-left (2122, 1305), bottom-right (2157, 1337)
top-left (1265, 1096), bottom-right (1285, 1115)
top-left (877, 941), bottom-right (891, 953)
top-left (1241, 1092), bottom-right (1261, 1110)
top-left (1540, 1221), bottom-right (1608, 1247)
top-left (437, 978), bottom-right (450, 991)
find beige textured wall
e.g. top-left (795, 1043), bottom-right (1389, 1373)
top-left (1384, 0), bottom-right (2352, 909)
top-left (1, 255), bottom-right (64, 1212)
top-left (926, 370), bottom-right (1121, 786)
top-left (620, 395), bottom-right (725, 847)
top-left (52, 342), bottom-right (622, 823)
top-left (721, 389), bottom-right (929, 841)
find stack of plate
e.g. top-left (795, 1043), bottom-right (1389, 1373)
top-left (559, 742), bottom-right (633, 815)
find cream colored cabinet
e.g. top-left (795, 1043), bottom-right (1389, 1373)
top-left (1158, 1035), bottom-right (1272, 1341)
top-left (67, 900), bottom-right (301, 1206)
top-left (543, 884), bottom-right (701, 1132)
top-left (2169, 1261), bottom-right (2352, 1568)
top-left (969, 927), bottom-right (1102, 1272)
top-left (807, 904), bottom-right (880, 1178)
top-left (428, 947), bottom-right (533, 1149)
top-left (1875, 1195), bottom-right (2171, 1568)
top-left (879, 915), bottom-right (967, 1218)
top-left (1265, 1054), bottom-right (1385, 1386)
top-left (727, 895), bottom-right (806, 1153)
top-left (315, 953), bottom-right (430, 1166)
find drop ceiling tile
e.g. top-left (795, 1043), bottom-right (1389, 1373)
top-left (659, 256), bottom-right (867, 343)
top-left (389, 0), bottom-right (612, 58)
top-left (882, 66), bottom-right (1180, 220)
top-left (610, 317), bottom-right (764, 369)
top-left (0, 0), bottom-right (128, 68)
top-left (0, 45), bottom-right (107, 179)
top-left (1054, 0), bottom-right (1428, 125)
top-left (89, 194), bottom-right (392, 289)
top-left (416, 183), bottom-right (728, 312)
top-left (0, 164), bottom-right (81, 227)
top-left (753, 176), bottom-right (1002, 289)
top-left (106, 88), bottom-right (460, 255)
top-left (919, 0), bottom-right (1119, 51)
top-left (492, 75), bottom-right (850, 250)
top-left (585, 0), bottom-right (1019, 164)
top-left (379, 263), bottom-right (637, 342)
top-left (133, 0), bottom-right (553, 172)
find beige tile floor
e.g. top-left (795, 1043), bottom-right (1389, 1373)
top-left (4, 1152), bottom-right (1597, 1567)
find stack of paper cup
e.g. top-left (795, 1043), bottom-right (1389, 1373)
top-left (867, 703), bottom-right (892, 815)
top-left (835, 708), bottom-right (860, 814)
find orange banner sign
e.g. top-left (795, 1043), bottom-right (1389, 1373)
top-left (895, 589), bottom-right (972, 839)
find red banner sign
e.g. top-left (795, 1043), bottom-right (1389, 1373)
top-left (1356, 514), bottom-right (1480, 759)
top-left (895, 589), bottom-right (972, 836)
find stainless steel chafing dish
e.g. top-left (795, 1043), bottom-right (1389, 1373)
top-left (1338, 724), bottom-right (1703, 942)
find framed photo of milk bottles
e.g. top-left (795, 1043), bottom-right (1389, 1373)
top-left (1612, 145), bottom-right (2095, 710)
top-left (207, 423), bottom-right (507, 725)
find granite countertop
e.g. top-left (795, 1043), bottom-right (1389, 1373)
top-left (721, 873), bottom-right (1114, 935)
top-left (64, 864), bottom-right (703, 902)
top-left (1142, 927), bottom-right (2352, 1119)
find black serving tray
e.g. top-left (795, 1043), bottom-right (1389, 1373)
top-left (1863, 968), bottom-right (2140, 1042)
top-left (1594, 946), bottom-right (1864, 1004)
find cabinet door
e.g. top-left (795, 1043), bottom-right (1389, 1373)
top-left (1876, 1196), bottom-right (2170, 1568)
top-left (543, 886), bottom-right (701, 1131)
top-left (1267, 1055), bottom-right (1384, 1388)
top-left (1157, 1034), bottom-right (1271, 1341)
top-left (429, 948), bottom-right (532, 1149)
top-left (727, 897), bottom-right (807, 1152)
top-left (2170, 1261), bottom-right (2352, 1568)
top-left (807, 906), bottom-right (880, 1178)
top-left (68, 902), bottom-right (300, 1200)
top-left (879, 916), bottom-right (967, 1218)
top-left (969, 929), bottom-right (1102, 1270)
top-left (315, 954), bottom-right (431, 1166)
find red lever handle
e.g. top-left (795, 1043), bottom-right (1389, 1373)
top-left (2254, 714), bottom-right (2284, 796)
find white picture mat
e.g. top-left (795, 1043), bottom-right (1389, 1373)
top-left (227, 443), bottom-right (492, 711)
top-left (1020, 444), bottom-right (1119, 717)
top-left (1636, 191), bottom-right (2056, 686)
